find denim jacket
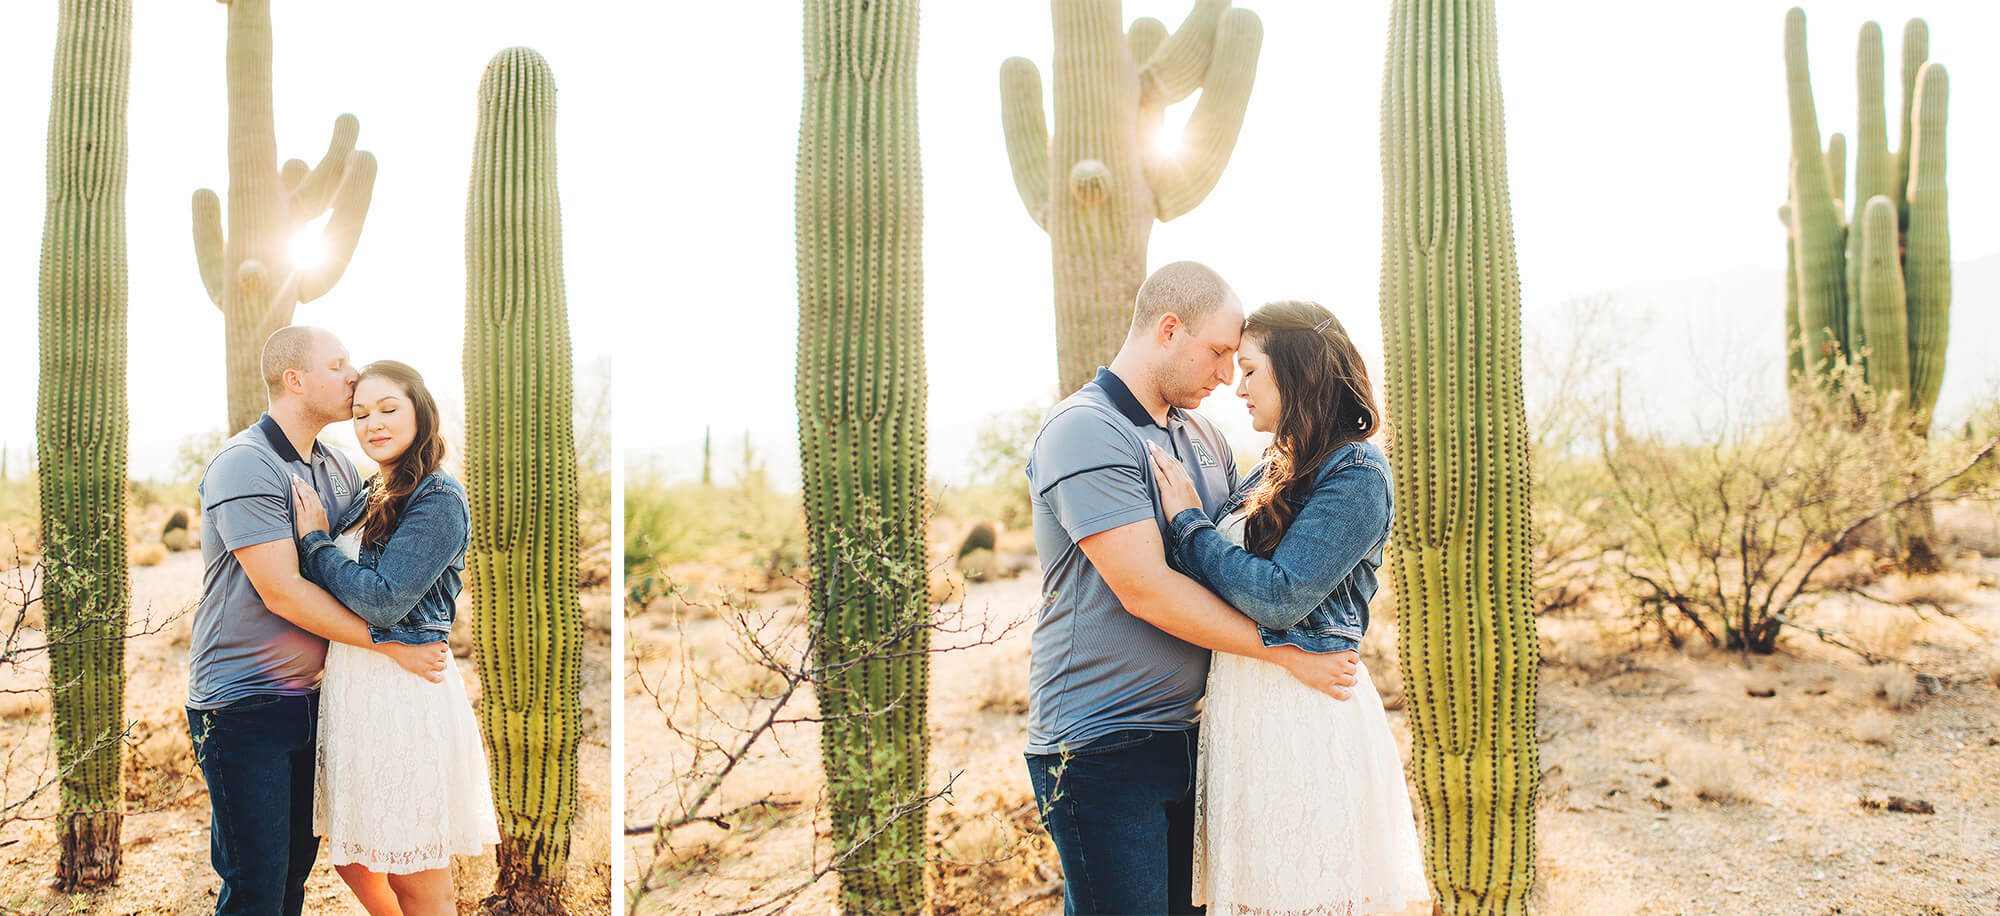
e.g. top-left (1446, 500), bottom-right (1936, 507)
top-left (1166, 439), bottom-right (1393, 655)
top-left (297, 470), bottom-right (470, 647)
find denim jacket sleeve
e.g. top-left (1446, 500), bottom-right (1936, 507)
top-left (296, 482), bottom-right (469, 629)
top-left (1166, 458), bottom-right (1391, 631)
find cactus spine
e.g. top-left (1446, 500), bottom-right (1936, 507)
top-left (464, 47), bottom-right (581, 908)
top-left (1001, 0), bottom-right (1262, 394)
top-left (797, 1), bottom-right (930, 911)
top-left (37, 0), bottom-right (132, 889)
top-left (1379, 1), bottom-right (1538, 911)
top-left (1781, 8), bottom-right (1950, 427)
top-left (192, 0), bottom-right (375, 434)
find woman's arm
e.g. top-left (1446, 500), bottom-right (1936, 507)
top-left (294, 481), bottom-right (468, 629)
top-left (1160, 455), bottom-right (1390, 631)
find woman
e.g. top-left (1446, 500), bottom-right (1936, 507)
top-left (1146, 301), bottom-right (1429, 915)
top-left (290, 360), bottom-right (499, 916)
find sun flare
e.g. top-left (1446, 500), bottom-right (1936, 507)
top-left (288, 224), bottom-right (329, 270)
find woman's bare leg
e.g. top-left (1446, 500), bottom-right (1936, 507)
top-left (386, 867), bottom-right (456, 916)
top-left (334, 862), bottom-right (404, 916)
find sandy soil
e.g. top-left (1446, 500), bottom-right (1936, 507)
top-left (626, 543), bottom-right (2000, 914)
top-left (0, 548), bottom-right (614, 915)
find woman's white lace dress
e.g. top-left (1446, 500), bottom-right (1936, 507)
top-left (313, 528), bottom-right (499, 873)
top-left (1192, 510), bottom-right (1431, 915)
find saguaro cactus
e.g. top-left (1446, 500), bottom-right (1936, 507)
top-left (37, 0), bottom-right (132, 890)
top-left (1780, 9), bottom-right (1950, 425)
top-left (797, 1), bottom-right (930, 911)
top-left (1001, 0), bottom-right (1261, 394)
top-left (1379, 0), bottom-right (1538, 911)
top-left (1781, 9), bottom-right (1950, 571)
top-left (192, 0), bottom-right (375, 434)
top-left (464, 47), bottom-right (582, 911)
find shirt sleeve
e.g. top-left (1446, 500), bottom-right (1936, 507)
top-left (200, 446), bottom-right (294, 552)
top-left (1029, 407), bottom-right (1157, 542)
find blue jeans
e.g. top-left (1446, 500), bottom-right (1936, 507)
top-left (186, 693), bottom-right (321, 916)
top-left (1025, 727), bottom-right (1203, 915)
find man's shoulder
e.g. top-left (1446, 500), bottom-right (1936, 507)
top-left (1030, 396), bottom-right (1140, 473)
top-left (201, 437), bottom-right (287, 500)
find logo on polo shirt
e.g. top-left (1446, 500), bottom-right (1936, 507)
top-left (1189, 438), bottom-right (1219, 469)
top-left (330, 473), bottom-right (351, 499)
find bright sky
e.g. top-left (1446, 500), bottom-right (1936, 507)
top-left (0, 2), bottom-right (621, 479)
top-left (4, 3), bottom-right (1994, 487)
top-left (617, 0), bottom-right (2000, 489)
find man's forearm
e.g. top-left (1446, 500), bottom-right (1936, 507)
top-left (1123, 569), bottom-right (1287, 661)
top-left (265, 575), bottom-right (375, 648)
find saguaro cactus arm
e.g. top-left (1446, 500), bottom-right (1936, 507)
top-left (288, 112), bottom-right (360, 218)
top-left (1138, 0), bottom-right (1226, 104)
top-left (1903, 62), bottom-right (1949, 422)
top-left (999, 57), bottom-right (1050, 229)
top-left (192, 189), bottom-right (224, 307)
top-left (295, 150), bottom-right (377, 303)
top-left (1147, 7), bottom-right (1260, 220)
top-left (1894, 19), bottom-right (1929, 211)
top-left (1128, 17), bottom-right (1167, 66)
top-left (1784, 6), bottom-right (1847, 368)
top-left (1856, 196), bottom-right (1911, 399)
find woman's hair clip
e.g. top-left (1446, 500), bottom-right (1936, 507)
top-left (1312, 316), bottom-right (1335, 334)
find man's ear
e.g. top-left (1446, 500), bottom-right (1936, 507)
top-left (1156, 312), bottom-right (1182, 346)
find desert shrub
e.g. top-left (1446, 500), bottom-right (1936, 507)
top-left (939, 405), bottom-right (1043, 529)
top-left (574, 354), bottom-right (613, 559)
top-left (1591, 367), bottom-right (1998, 654)
top-left (0, 474), bottom-right (38, 563)
top-left (1526, 296), bottom-right (1627, 616)
top-left (624, 448), bottom-right (804, 591)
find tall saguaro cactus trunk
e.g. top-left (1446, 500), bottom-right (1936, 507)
top-left (797, 2), bottom-right (931, 911)
top-left (192, 0), bottom-right (375, 434)
top-left (464, 48), bottom-right (582, 913)
top-left (1001, 0), bottom-right (1261, 395)
top-left (1379, 1), bottom-right (1538, 911)
top-left (1780, 8), bottom-right (1951, 570)
top-left (38, 0), bottom-right (132, 890)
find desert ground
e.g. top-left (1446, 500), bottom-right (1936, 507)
top-left (626, 507), bottom-right (2000, 915)
top-left (0, 526), bottom-right (614, 914)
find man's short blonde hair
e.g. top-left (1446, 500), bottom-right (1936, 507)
top-left (262, 326), bottom-right (327, 396)
top-left (1129, 261), bottom-right (1232, 336)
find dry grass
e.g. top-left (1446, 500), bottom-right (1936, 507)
top-left (1655, 732), bottom-right (1749, 803)
top-left (2, 548), bottom-right (615, 914)
top-left (631, 503), bottom-right (2000, 914)
top-left (130, 542), bottom-right (167, 567)
top-left (1850, 711), bottom-right (1896, 746)
top-left (1871, 664), bottom-right (1921, 710)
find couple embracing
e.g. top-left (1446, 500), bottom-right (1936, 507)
top-left (185, 326), bottom-right (498, 914)
top-left (1025, 262), bottom-right (1430, 915)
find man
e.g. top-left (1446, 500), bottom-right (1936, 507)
top-left (1024, 262), bottom-right (1361, 915)
top-left (185, 326), bottom-right (448, 915)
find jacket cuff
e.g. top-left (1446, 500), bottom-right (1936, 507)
top-left (1168, 507), bottom-right (1213, 547)
top-left (298, 529), bottom-right (336, 561)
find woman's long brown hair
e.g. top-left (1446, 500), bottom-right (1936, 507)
top-left (1240, 301), bottom-right (1380, 557)
top-left (354, 360), bottom-right (447, 549)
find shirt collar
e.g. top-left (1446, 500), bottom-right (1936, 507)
top-left (1089, 367), bottom-right (1181, 429)
top-left (256, 412), bottom-right (321, 465)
